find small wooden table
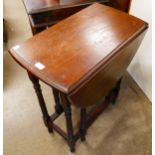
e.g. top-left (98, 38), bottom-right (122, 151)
top-left (9, 3), bottom-right (148, 152)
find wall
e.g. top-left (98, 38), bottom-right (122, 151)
top-left (128, 0), bottom-right (152, 101)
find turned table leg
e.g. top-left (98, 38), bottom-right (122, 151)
top-left (107, 78), bottom-right (122, 104)
top-left (80, 108), bottom-right (87, 141)
top-left (60, 93), bottom-right (75, 152)
top-left (111, 78), bottom-right (122, 104)
top-left (52, 88), bottom-right (63, 114)
top-left (27, 72), bottom-right (53, 133)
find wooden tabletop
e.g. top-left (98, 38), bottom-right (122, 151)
top-left (9, 3), bottom-right (148, 94)
top-left (23, 0), bottom-right (109, 14)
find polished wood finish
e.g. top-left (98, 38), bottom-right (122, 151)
top-left (9, 4), bottom-right (148, 96)
top-left (109, 0), bottom-right (131, 12)
top-left (69, 31), bottom-right (146, 107)
top-left (23, 0), bottom-right (131, 35)
top-left (60, 93), bottom-right (75, 152)
top-left (80, 108), bottom-right (87, 141)
top-left (26, 72), bottom-right (117, 152)
top-left (29, 1), bottom-right (109, 33)
top-left (52, 88), bottom-right (63, 114)
top-left (23, 0), bottom-right (110, 34)
top-left (23, 0), bottom-right (109, 14)
top-left (23, 0), bottom-right (59, 14)
top-left (27, 72), bottom-right (53, 133)
top-left (9, 3), bottom-right (148, 152)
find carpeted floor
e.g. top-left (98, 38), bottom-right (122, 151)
top-left (3, 0), bottom-right (152, 155)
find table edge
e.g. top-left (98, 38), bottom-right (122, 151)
top-left (8, 22), bottom-right (148, 94)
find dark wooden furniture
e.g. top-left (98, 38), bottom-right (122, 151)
top-left (23, 0), bottom-right (110, 34)
top-left (3, 19), bottom-right (7, 43)
top-left (109, 0), bottom-right (131, 12)
top-left (23, 0), bottom-right (132, 35)
top-left (9, 3), bottom-right (148, 152)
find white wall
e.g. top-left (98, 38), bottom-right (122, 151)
top-left (128, 0), bottom-right (152, 101)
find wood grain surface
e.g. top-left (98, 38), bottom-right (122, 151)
top-left (23, 0), bottom-right (109, 14)
top-left (9, 3), bottom-right (148, 95)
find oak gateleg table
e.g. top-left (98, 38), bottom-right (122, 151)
top-left (9, 3), bottom-right (148, 152)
